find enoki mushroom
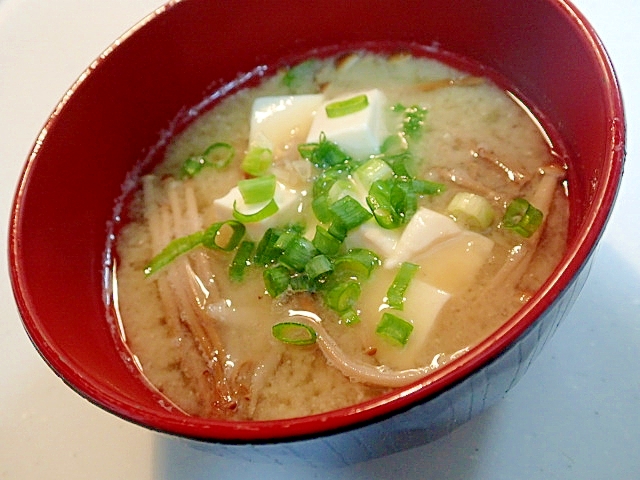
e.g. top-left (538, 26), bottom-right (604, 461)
top-left (286, 310), bottom-right (434, 388)
top-left (488, 164), bottom-right (566, 290)
top-left (143, 176), bottom-right (244, 417)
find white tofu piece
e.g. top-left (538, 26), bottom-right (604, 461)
top-left (250, 94), bottom-right (324, 152)
top-left (345, 221), bottom-right (401, 259)
top-left (393, 279), bottom-right (451, 369)
top-left (384, 207), bottom-right (462, 269)
top-left (213, 182), bottom-right (303, 240)
top-left (414, 231), bottom-right (495, 294)
top-left (306, 89), bottom-right (389, 159)
top-left (357, 267), bottom-right (451, 370)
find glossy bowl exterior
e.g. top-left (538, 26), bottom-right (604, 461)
top-left (9, 0), bottom-right (624, 466)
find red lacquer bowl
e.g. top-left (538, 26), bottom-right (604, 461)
top-left (9, 0), bottom-right (624, 466)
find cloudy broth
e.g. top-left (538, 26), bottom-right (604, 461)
top-left (112, 51), bottom-right (568, 420)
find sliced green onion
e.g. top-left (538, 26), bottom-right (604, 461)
top-left (376, 312), bottom-right (414, 347)
top-left (201, 142), bottom-right (235, 169)
top-left (381, 133), bottom-right (409, 155)
top-left (312, 225), bottom-right (342, 256)
top-left (201, 220), bottom-right (246, 252)
top-left (503, 198), bottom-right (543, 238)
top-left (180, 156), bottom-right (209, 179)
top-left (279, 236), bottom-right (317, 272)
top-left (367, 179), bottom-right (402, 229)
top-left (386, 262), bottom-right (420, 310)
top-left (447, 191), bottom-right (495, 230)
top-left (324, 279), bottom-right (361, 313)
top-left (393, 103), bottom-right (428, 140)
top-left (332, 248), bottom-right (380, 280)
top-left (238, 174), bottom-right (277, 204)
top-left (232, 198), bottom-right (279, 223)
top-left (353, 157), bottom-right (394, 189)
top-left (282, 59), bottom-right (319, 90)
top-left (325, 94), bottom-right (369, 118)
top-left (299, 133), bottom-right (350, 169)
top-left (313, 163), bottom-right (349, 197)
top-left (327, 178), bottom-right (358, 204)
top-left (305, 254), bottom-right (333, 279)
top-left (384, 151), bottom-right (416, 178)
top-left (311, 195), bottom-right (333, 223)
top-left (391, 180), bottom-right (418, 222)
top-left (254, 228), bottom-right (283, 266)
top-left (179, 142), bottom-right (234, 178)
top-left (263, 265), bottom-right (290, 297)
top-left (289, 273), bottom-right (312, 292)
top-left (272, 322), bottom-right (317, 346)
top-left (242, 146), bottom-right (273, 176)
top-left (144, 231), bottom-right (204, 277)
top-left (327, 220), bottom-right (348, 242)
top-left (411, 179), bottom-right (446, 196)
top-left (328, 195), bottom-right (372, 231)
top-left (340, 308), bottom-right (361, 325)
top-left (229, 240), bottom-right (255, 282)
top-left (273, 230), bottom-right (298, 250)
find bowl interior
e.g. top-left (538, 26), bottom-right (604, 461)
top-left (10, 0), bottom-right (624, 441)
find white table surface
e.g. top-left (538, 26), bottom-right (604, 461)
top-left (1, 1), bottom-right (638, 478)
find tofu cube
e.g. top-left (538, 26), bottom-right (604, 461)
top-left (414, 231), bottom-right (494, 294)
top-left (345, 221), bottom-right (401, 259)
top-left (250, 94), bottom-right (325, 152)
top-left (358, 266), bottom-right (451, 370)
top-left (384, 207), bottom-right (462, 269)
top-left (306, 89), bottom-right (389, 159)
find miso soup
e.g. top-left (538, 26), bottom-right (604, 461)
top-left (111, 51), bottom-right (568, 420)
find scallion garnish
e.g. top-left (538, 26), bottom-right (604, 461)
top-left (367, 179), bottom-right (402, 229)
top-left (179, 142), bottom-right (235, 178)
top-left (272, 322), bottom-right (317, 346)
top-left (201, 142), bottom-right (235, 169)
top-left (324, 279), bottom-right (361, 314)
top-left (325, 94), bottom-right (369, 118)
top-left (340, 308), bottom-right (361, 325)
top-left (282, 59), bottom-right (319, 91)
top-left (375, 312), bottom-right (414, 347)
top-left (180, 156), bottom-right (208, 179)
top-left (238, 174), bottom-right (277, 204)
top-left (299, 133), bottom-right (350, 169)
top-left (332, 248), bottom-right (380, 280)
top-left (201, 220), bottom-right (246, 251)
top-left (229, 240), bottom-right (255, 282)
top-left (311, 195), bottom-right (333, 223)
top-left (502, 198), bottom-right (543, 237)
top-left (279, 236), bottom-right (317, 272)
top-left (232, 198), bottom-right (279, 223)
top-left (353, 157), bottom-right (394, 189)
top-left (411, 179), bottom-right (446, 196)
top-left (273, 230), bottom-right (298, 251)
top-left (393, 103), bottom-right (428, 139)
top-left (386, 262), bottom-right (419, 310)
top-left (328, 195), bottom-right (372, 231)
top-left (263, 265), bottom-right (291, 297)
top-left (305, 254), bottom-right (334, 280)
top-left (447, 191), bottom-right (495, 230)
top-left (242, 146), bottom-right (273, 176)
top-left (312, 225), bottom-right (342, 256)
top-left (254, 228), bottom-right (285, 266)
top-left (144, 230), bottom-right (205, 277)
top-left (289, 273), bottom-right (312, 292)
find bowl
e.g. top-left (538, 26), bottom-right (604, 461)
top-left (9, 0), bottom-right (624, 467)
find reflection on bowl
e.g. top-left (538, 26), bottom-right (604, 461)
top-left (9, 0), bottom-right (624, 467)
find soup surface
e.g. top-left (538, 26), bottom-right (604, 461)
top-left (112, 51), bottom-right (568, 420)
